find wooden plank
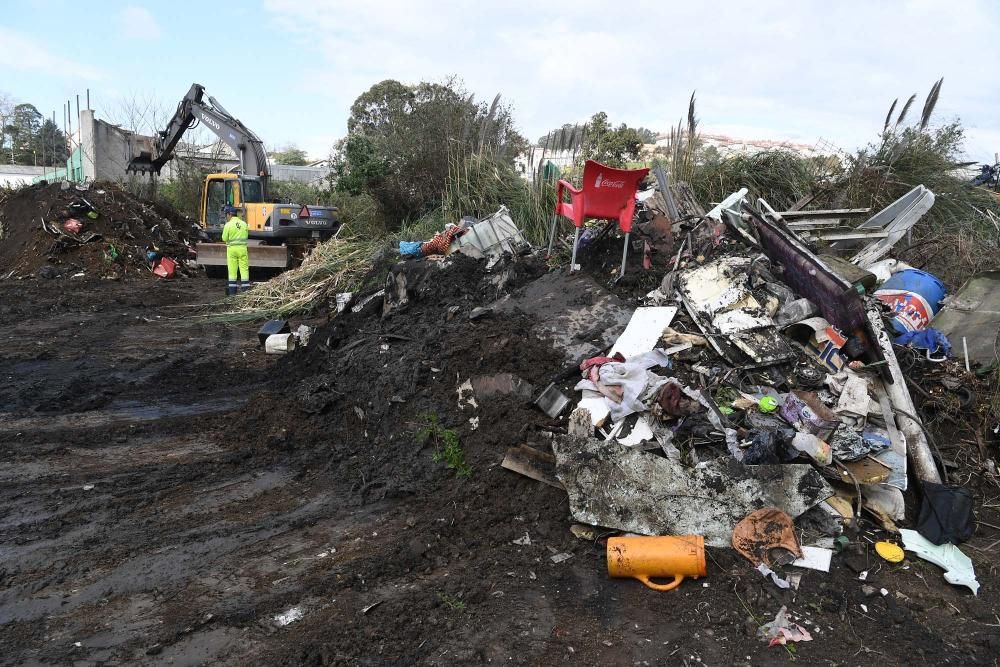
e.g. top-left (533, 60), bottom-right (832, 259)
top-left (838, 457), bottom-right (891, 485)
top-left (777, 208), bottom-right (872, 218)
top-left (813, 230), bottom-right (889, 241)
top-left (788, 193), bottom-right (818, 212)
top-left (501, 446), bottom-right (565, 490)
top-left (787, 220), bottom-right (849, 229)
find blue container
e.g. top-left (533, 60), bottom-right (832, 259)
top-left (874, 269), bottom-right (946, 334)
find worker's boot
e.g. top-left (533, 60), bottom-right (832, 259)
top-left (238, 280), bottom-right (250, 293)
top-left (226, 281), bottom-right (237, 297)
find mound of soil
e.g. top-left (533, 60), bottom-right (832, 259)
top-left (215, 251), bottom-right (1000, 666)
top-left (0, 181), bottom-right (197, 279)
top-left (243, 253), bottom-right (558, 473)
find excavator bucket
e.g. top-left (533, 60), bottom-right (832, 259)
top-left (195, 241), bottom-right (289, 270)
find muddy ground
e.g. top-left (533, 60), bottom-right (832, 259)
top-left (2, 263), bottom-right (1000, 666)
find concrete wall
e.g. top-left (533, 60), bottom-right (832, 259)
top-left (78, 109), bottom-right (155, 182)
top-left (270, 164), bottom-right (331, 185)
top-left (44, 111), bottom-right (330, 187)
top-left (0, 164), bottom-right (46, 187)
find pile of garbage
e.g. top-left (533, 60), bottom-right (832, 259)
top-left (492, 174), bottom-right (987, 616)
top-left (0, 181), bottom-right (198, 280)
top-left (253, 170), bottom-right (994, 655)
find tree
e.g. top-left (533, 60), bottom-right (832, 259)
top-left (34, 119), bottom-right (68, 166)
top-left (4, 103), bottom-right (43, 165)
top-left (332, 78), bottom-right (527, 224)
top-left (272, 146), bottom-right (308, 165)
top-left (0, 92), bottom-right (14, 164)
top-left (580, 112), bottom-right (643, 167)
top-left (635, 127), bottom-right (657, 144)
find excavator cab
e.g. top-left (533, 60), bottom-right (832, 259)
top-left (197, 174), bottom-right (290, 273)
top-left (200, 174), bottom-right (271, 235)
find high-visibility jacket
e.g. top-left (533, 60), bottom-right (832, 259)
top-left (221, 216), bottom-right (249, 246)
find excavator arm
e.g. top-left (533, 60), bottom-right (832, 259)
top-left (128, 83), bottom-right (270, 194)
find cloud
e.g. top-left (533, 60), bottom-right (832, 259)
top-left (263, 0), bottom-right (1000, 162)
top-left (117, 6), bottom-right (161, 40)
top-left (0, 27), bottom-right (104, 81)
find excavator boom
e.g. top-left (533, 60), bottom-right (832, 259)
top-left (128, 83), bottom-right (270, 194)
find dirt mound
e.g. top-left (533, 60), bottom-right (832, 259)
top-left (0, 181), bottom-right (197, 279)
top-left (243, 253), bottom-right (558, 475)
top-left (215, 251), bottom-right (997, 666)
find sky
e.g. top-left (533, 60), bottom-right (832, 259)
top-left (2, 0), bottom-right (999, 163)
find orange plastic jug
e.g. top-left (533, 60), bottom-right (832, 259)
top-left (606, 535), bottom-right (706, 591)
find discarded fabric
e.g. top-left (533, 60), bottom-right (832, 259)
top-left (731, 508), bottom-right (803, 567)
top-left (399, 240), bottom-right (423, 257)
top-left (574, 349), bottom-right (673, 422)
top-left (894, 328), bottom-right (952, 359)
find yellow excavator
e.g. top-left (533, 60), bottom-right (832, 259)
top-left (127, 84), bottom-right (340, 272)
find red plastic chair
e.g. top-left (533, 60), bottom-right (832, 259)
top-left (547, 159), bottom-right (650, 275)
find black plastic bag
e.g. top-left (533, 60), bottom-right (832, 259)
top-left (917, 482), bottom-right (975, 545)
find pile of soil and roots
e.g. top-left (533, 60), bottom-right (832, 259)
top-left (0, 181), bottom-right (198, 279)
top-left (220, 253), bottom-right (598, 662)
top-left (239, 252), bottom-right (557, 477)
top-left (212, 252), bottom-right (1000, 665)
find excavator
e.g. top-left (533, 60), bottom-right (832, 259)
top-left (127, 83), bottom-right (340, 272)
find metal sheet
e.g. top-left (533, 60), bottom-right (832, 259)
top-left (931, 271), bottom-right (1000, 367)
top-left (744, 205), bottom-right (888, 376)
top-left (552, 436), bottom-right (833, 547)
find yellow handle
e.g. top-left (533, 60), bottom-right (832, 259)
top-left (635, 574), bottom-right (684, 591)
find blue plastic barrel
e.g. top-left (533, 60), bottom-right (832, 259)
top-left (874, 269), bottom-right (946, 334)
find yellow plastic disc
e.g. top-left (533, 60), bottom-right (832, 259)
top-left (875, 541), bottom-right (905, 563)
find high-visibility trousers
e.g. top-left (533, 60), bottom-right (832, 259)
top-left (227, 245), bottom-right (249, 282)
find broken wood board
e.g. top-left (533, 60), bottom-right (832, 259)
top-left (728, 329), bottom-right (798, 366)
top-left (677, 256), bottom-right (754, 315)
top-left (552, 436), bottom-right (832, 547)
top-left (609, 306), bottom-right (678, 358)
top-left (839, 457), bottom-right (891, 485)
top-left (501, 446), bottom-right (564, 490)
top-left (824, 496), bottom-right (855, 522)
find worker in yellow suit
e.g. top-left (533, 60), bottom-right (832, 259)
top-left (221, 205), bottom-right (249, 296)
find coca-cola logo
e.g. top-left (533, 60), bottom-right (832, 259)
top-left (595, 172), bottom-right (625, 189)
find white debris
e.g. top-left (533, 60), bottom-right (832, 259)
top-left (900, 528), bottom-right (980, 595)
top-left (792, 546), bottom-right (833, 572)
top-left (274, 607), bottom-right (304, 626)
top-left (457, 379), bottom-right (478, 410)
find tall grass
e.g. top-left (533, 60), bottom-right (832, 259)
top-left (830, 121), bottom-right (1000, 286)
top-left (691, 150), bottom-right (840, 211)
top-left (214, 213), bottom-right (444, 322)
top-left (656, 91), bottom-right (700, 183)
top-left (443, 153), bottom-right (555, 245)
